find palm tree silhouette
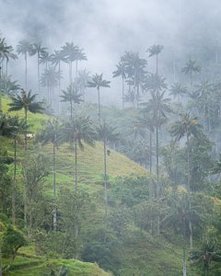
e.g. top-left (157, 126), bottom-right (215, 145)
top-left (61, 42), bottom-right (78, 83)
top-left (8, 89), bottom-right (44, 150)
top-left (37, 119), bottom-right (62, 230)
top-left (31, 42), bottom-right (48, 93)
top-left (62, 115), bottom-right (96, 191)
top-left (169, 82), bottom-right (188, 102)
top-left (113, 62), bottom-right (127, 108)
top-left (170, 112), bottom-right (203, 249)
top-left (147, 44), bottom-right (164, 75)
top-left (60, 83), bottom-right (83, 119)
top-left (50, 50), bottom-right (66, 103)
top-left (87, 73), bottom-right (110, 121)
top-left (75, 47), bottom-right (87, 77)
top-left (40, 67), bottom-right (61, 107)
top-left (182, 58), bottom-right (201, 86)
top-left (76, 69), bottom-right (91, 101)
top-left (16, 40), bottom-right (34, 89)
top-left (96, 121), bottom-right (119, 217)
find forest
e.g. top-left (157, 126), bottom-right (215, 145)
top-left (1, 1), bottom-right (221, 275)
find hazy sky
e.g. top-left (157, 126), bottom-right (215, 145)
top-left (0, 0), bottom-right (220, 104)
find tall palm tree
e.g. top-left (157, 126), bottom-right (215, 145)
top-left (113, 62), bottom-right (127, 108)
top-left (121, 51), bottom-right (147, 106)
top-left (96, 121), bottom-right (119, 216)
top-left (39, 50), bottom-right (51, 70)
top-left (8, 116), bottom-right (28, 225)
top-left (182, 58), bottom-right (201, 86)
top-left (31, 42), bottom-right (48, 93)
top-left (8, 89), bottom-right (44, 150)
top-left (135, 112), bottom-right (154, 175)
top-left (0, 37), bottom-right (12, 75)
top-left (16, 40), bottom-right (33, 89)
top-left (147, 44), bottom-right (164, 75)
top-left (169, 82), bottom-right (188, 102)
top-left (7, 91), bottom-right (43, 227)
top-left (50, 50), bottom-right (66, 102)
top-left (87, 73), bottom-right (110, 121)
top-left (76, 69), bottom-right (91, 101)
top-left (143, 73), bottom-right (167, 93)
top-left (60, 83), bottom-right (83, 119)
top-left (37, 119), bottom-right (62, 230)
top-left (142, 91), bottom-right (172, 197)
top-left (62, 116), bottom-right (96, 191)
top-left (61, 42), bottom-right (78, 83)
top-left (170, 113), bottom-right (203, 249)
top-left (75, 47), bottom-right (87, 77)
top-left (40, 67), bottom-right (61, 106)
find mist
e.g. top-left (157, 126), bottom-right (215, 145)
top-left (1, 0), bottom-right (220, 105)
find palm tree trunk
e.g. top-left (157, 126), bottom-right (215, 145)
top-left (103, 137), bottom-right (108, 217)
top-left (23, 107), bottom-right (28, 228)
top-left (122, 77), bottom-right (125, 109)
top-left (149, 131), bottom-right (152, 175)
top-left (156, 126), bottom-right (159, 198)
top-left (25, 53), bottom-right (28, 89)
top-left (58, 62), bottom-right (61, 113)
top-left (187, 134), bottom-right (193, 249)
top-left (156, 54), bottom-right (159, 75)
top-left (12, 138), bottom-right (17, 225)
top-left (97, 87), bottom-right (101, 122)
top-left (156, 124), bottom-right (160, 235)
top-left (74, 139), bottom-right (78, 191)
top-left (52, 142), bottom-right (57, 231)
top-left (182, 247), bottom-right (187, 276)
top-left (37, 52), bottom-right (40, 93)
top-left (70, 100), bottom-right (73, 120)
top-left (76, 60), bottom-right (78, 78)
top-left (69, 61), bottom-right (72, 84)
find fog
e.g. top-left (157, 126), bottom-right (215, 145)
top-left (1, 0), bottom-right (221, 104)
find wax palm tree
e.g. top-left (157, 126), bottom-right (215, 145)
top-left (5, 47), bottom-right (17, 76)
top-left (134, 112), bottom-right (154, 175)
top-left (96, 121), bottom-right (119, 216)
top-left (182, 58), bottom-right (201, 86)
top-left (169, 82), bottom-right (188, 101)
top-left (147, 44), bottom-right (164, 75)
top-left (31, 42), bottom-right (48, 92)
top-left (61, 42), bottom-right (78, 83)
top-left (50, 50), bottom-right (66, 99)
top-left (16, 40), bottom-right (34, 89)
top-left (142, 91), bottom-right (172, 198)
top-left (121, 51), bottom-right (147, 105)
top-left (113, 62), bottom-right (127, 108)
top-left (170, 113), bottom-right (203, 249)
top-left (7, 116), bottom-right (28, 224)
top-left (87, 73), bottom-right (110, 121)
top-left (0, 37), bottom-right (12, 75)
top-left (37, 119), bottom-right (62, 230)
top-left (75, 47), bottom-right (87, 77)
top-left (60, 83), bottom-right (83, 119)
top-left (8, 89), bottom-right (44, 150)
top-left (76, 69), bottom-right (91, 101)
top-left (39, 50), bottom-right (51, 70)
top-left (143, 73), bottom-right (167, 94)
top-left (62, 116), bottom-right (96, 190)
top-left (40, 67), bottom-right (61, 106)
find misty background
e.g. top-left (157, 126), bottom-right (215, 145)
top-left (0, 0), bottom-right (220, 105)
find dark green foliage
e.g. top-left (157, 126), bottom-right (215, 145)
top-left (110, 176), bottom-right (150, 207)
top-left (2, 225), bottom-right (26, 260)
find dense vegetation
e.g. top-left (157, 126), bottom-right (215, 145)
top-left (1, 32), bottom-right (221, 276)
